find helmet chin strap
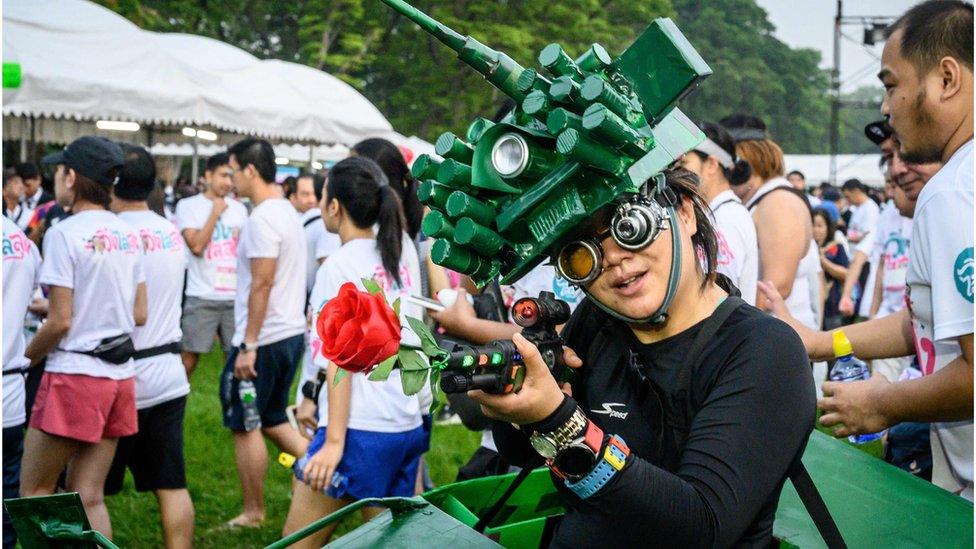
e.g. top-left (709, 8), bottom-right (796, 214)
top-left (582, 205), bottom-right (683, 326)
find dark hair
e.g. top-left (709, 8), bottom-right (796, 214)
top-left (720, 113), bottom-right (783, 181)
top-left (206, 152), bottom-right (230, 173)
top-left (114, 144), bottom-right (157, 201)
top-left (327, 156), bottom-right (405, 286)
top-left (886, 0), bottom-right (973, 72)
top-left (787, 170), bottom-right (805, 180)
top-left (695, 121), bottom-right (752, 186)
top-left (662, 168), bottom-right (719, 288)
top-left (308, 172), bottom-right (326, 202)
top-left (72, 172), bottom-right (112, 209)
top-left (352, 138), bottom-right (423, 240)
top-left (822, 188), bottom-right (842, 202)
top-left (841, 178), bottom-right (866, 193)
top-left (3, 168), bottom-right (18, 188)
top-left (811, 207), bottom-right (837, 245)
top-left (14, 162), bottom-right (39, 181)
top-left (282, 175), bottom-right (298, 199)
top-left (228, 138), bottom-right (276, 183)
top-left (719, 113), bottom-right (767, 132)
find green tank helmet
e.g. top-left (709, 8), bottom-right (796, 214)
top-left (381, 0), bottom-right (712, 286)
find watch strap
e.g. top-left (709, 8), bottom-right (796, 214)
top-left (565, 435), bottom-right (630, 499)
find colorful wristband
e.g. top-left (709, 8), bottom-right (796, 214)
top-left (565, 435), bottom-right (630, 499)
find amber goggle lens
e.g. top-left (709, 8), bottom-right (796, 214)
top-left (557, 240), bottom-right (601, 285)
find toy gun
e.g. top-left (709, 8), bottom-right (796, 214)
top-left (381, 0), bottom-right (711, 287)
top-left (440, 292), bottom-right (570, 394)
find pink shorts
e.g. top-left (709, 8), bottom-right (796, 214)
top-left (29, 372), bottom-right (138, 444)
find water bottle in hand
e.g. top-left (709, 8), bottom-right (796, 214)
top-left (829, 330), bottom-right (882, 445)
top-left (239, 379), bottom-right (261, 431)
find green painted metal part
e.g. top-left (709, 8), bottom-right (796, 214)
top-left (4, 492), bottom-right (121, 548)
top-left (2, 62), bottom-right (21, 88)
top-left (276, 430), bottom-right (972, 548)
top-left (381, 0), bottom-right (711, 285)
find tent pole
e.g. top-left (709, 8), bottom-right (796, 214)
top-left (29, 115), bottom-right (36, 163)
top-left (308, 143), bottom-right (314, 171)
top-left (191, 133), bottom-right (199, 189)
top-left (146, 125), bottom-right (154, 148)
top-left (19, 118), bottom-right (27, 162)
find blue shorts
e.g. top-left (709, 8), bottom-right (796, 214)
top-left (220, 334), bottom-right (303, 431)
top-left (297, 425), bottom-right (427, 501)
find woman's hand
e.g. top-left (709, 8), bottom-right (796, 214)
top-left (295, 398), bottom-right (318, 440)
top-left (428, 289), bottom-right (476, 335)
top-left (303, 438), bottom-right (344, 492)
top-left (468, 333), bottom-right (567, 425)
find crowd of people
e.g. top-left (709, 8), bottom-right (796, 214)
top-left (1, 0), bottom-right (972, 547)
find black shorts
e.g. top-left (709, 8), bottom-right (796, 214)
top-left (220, 333), bottom-right (303, 432)
top-left (104, 396), bottom-right (188, 495)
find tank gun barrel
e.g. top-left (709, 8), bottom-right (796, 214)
top-left (380, 0), bottom-right (528, 100)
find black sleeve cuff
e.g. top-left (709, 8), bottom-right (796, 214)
top-left (523, 393), bottom-right (577, 434)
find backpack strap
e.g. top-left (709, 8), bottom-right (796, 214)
top-left (669, 296), bottom-right (746, 444)
top-left (789, 462), bottom-right (848, 548)
top-left (303, 213), bottom-right (322, 228)
top-left (747, 185), bottom-right (811, 212)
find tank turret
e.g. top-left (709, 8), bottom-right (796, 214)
top-left (383, 0), bottom-right (711, 285)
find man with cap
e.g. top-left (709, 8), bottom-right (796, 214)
top-left (20, 136), bottom-right (148, 539)
top-left (760, 0), bottom-right (973, 499)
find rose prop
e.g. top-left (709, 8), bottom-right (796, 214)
top-left (315, 279), bottom-right (449, 410)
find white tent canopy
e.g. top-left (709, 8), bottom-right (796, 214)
top-left (783, 154), bottom-right (884, 188)
top-left (2, 0), bottom-right (395, 146)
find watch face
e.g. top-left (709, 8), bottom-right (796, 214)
top-left (530, 435), bottom-right (558, 459)
top-left (553, 445), bottom-right (598, 478)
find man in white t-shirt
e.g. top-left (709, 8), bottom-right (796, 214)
top-left (759, 1), bottom-right (973, 499)
top-left (2, 216), bottom-right (41, 549)
top-left (787, 170), bottom-right (822, 209)
top-left (296, 173), bottom-right (341, 294)
top-left (3, 170), bottom-right (31, 231)
top-left (840, 179), bottom-right (880, 244)
top-left (106, 145), bottom-right (194, 548)
top-left (174, 152), bottom-right (248, 377)
top-left (221, 138), bottom-right (309, 527)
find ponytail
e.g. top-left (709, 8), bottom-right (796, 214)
top-left (351, 138), bottom-right (424, 240)
top-left (327, 156), bottom-right (405, 287)
top-left (376, 185), bottom-right (404, 287)
top-left (726, 159), bottom-right (752, 186)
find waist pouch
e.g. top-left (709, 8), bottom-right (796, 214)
top-left (68, 334), bottom-right (136, 365)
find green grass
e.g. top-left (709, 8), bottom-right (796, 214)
top-left (105, 348), bottom-right (481, 548)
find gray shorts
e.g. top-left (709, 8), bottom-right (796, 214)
top-left (180, 296), bottom-right (235, 354)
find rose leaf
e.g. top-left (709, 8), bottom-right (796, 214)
top-left (332, 367), bottom-right (349, 387)
top-left (397, 348), bottom-right (428, 371)
top-left (400, 368), bottom-right (427, 396)
top-left (361, 277), bottom-right (384, 299)
top-left (393, 297), bottom-right (401, 317)
top-left (406, 316), bottom-right (445, 359)
top-left (368, 354), bottom-right (398, 382)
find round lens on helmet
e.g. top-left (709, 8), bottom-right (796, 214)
top-left (557, 240), bottom-right (601, 285)
top-left (491, 133), bottom-right (529, 178)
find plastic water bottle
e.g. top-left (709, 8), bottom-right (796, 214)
top-left (829, 330), bottom-right (882, 444)
top-left (239, 379), bottom-right (261, 431)
top-left (292, 453), bottom-right (348, 494)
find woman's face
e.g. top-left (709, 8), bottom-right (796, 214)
top-left (812, 214), bottom-right (828, 246)
top-left (584, 197), bottom-right (698, 320)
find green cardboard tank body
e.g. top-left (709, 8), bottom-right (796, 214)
top-left (382, 0), bottom-right (711, 285)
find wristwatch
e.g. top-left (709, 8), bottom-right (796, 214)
top-left (551, 419), bottom-right (604, 480)
top-left (239, 341), bottom-right (258, 353)
top-left (529, 407), bottom-right (589, 459)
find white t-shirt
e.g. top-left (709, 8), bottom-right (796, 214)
top-left (871, 202), bottom-right (913, 318)
top-left (709, 190), bottom-right (758, 305)
top-left (39, 209), bottom-right (145, 380)
top-left (174, 194), bottom-right (248, 301)
top-left (118, 211), bottom-right (190, 410)
top-left (308, 237), bottom-right (424, 433)
top-left (5, 205), bottom-right (33, 231)
top-left (852, 229), bottom-right (878, 319)
top-left (233, 198), bottom-right (307, 347)
top-left (3, 217), bottom-right (41, 427)
top-left (300, 208), bottom-right (342, 293)
top-left (847, 198), bottom-right (880, 243)
top-left (905, 139), bottom-right (974, 498)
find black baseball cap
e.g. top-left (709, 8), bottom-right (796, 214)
top-left (44, 136), bottom-right (124, 185)
top-left (864, 119), bottom-right (893, 146)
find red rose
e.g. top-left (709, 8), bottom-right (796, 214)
top-left (315, 282), bottom-right (401, 373)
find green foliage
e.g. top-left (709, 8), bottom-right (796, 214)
top-left (368, 354), bottom-right (399, 381)
top-left (98, 0), bottom-right (882, 154)
top-left (399, 368), bottom-right (428, 395)
top-left (406, 316), bottom-right (446, 360)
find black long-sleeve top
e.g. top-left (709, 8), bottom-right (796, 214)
top-left (493, 298), bottom-right (816, 548)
